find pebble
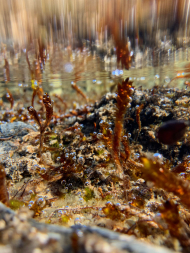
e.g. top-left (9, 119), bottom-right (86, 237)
top-left (0, 122), bottom-right (37, 138)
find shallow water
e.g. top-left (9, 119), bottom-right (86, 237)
top-left (0, 0), bottom-right (190, 104)
top-left (0, 45), bottom-right (190, 107)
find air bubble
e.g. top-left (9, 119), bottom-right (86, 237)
top-left (108, 128), bottom-right (113, 133)
top-left (36, 197), bottom-right (46, 208)
top-left (153, 153), bottom-right (163, 160)
top-left (40, 167), bottom-right (46, 175)
top-left (57, 210), bottom-right (63, 217)
top-left (106, 201), bottom-right (112, 206)
top-left (84, 181), bottom-right (90, 186)
top-left (134, 153), bottom-right (140, 159)
top-left (77, 156), bottom-right (85, 165)
top-left (57, 157), bottom-right (61, 162)
top-left (78, 172), bottom-right (83, 177)
top-left (97, 133), bottom-right (103, 139)
top-left (28, 200), bottom-right (34, 209)
top-left (65, 153), bottom-right (69, 158)
top-left (74, 217), bottom-right (82, 225)
top-left (129, 87), bottom-right (134, 95)
top-left (41, 210), bottom-right (48, 218)
top-left (128, 96), bottom-right (132, 103)
top-left (122, 135), bottom-right (128, 141)
top-left (28, 190), bottom-right (34, 195)
top-left (179, 173), bottom-right (186, 178)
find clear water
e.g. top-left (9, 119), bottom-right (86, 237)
top-left (0, 46), bottom-right (190, 106)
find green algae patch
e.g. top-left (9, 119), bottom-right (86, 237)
top-left (83, 187), bottom-right (95, 202)
top-left (49, 134), bottom-right (58, 140)
top-left (9, 199), bottom-right (25, 210)
top-left (61, 214), bottom-right (71, 224)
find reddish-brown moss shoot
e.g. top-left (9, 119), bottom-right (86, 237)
top-left (136, 104), bottom-right (144, 133)
top-left (0, 164), bottom-right (9, 206)
top-left (113, 78), bottom-right (134, 174)
top-left (31, 89), bottom-right (37, 108)
top-left (116, 40), bottom-right (131, 70)
top-left (121, 135), bottom-right (130, 160)
top-left (53, 94), bottom-right (67, 113)
top-left (99, 121), bottom-right (113, 150)
top-left (111, 23), bottom-right (131, 69)
top-left (33, 59), bottom-right (42, 84)
top-left (71, 82), bottom-right (88, 102)
top-left (140, 157), bottom-right (190, 210)
top-left (102, 202), bottom-right (123, 220)
top-left (31, 86), bottom-right (44, 107)
top-left (26, 50), bottom-right (34, 79)
top-left (5, 88), bottom-right (14, 109)
top-left (158, 200), bottom-right (190, 248)
top-left (168, 62), bottom-right (190, 85)
top-left (0, 98), bottom-right (3, 107)
top-left (169, 73), bottom-right (190, 85)
top-left (38, 38), bottom-right (47, 67)
top-left (28, 106), bottom-right (41, 127)
top-left (4, 58), bottom-right (10, 83)
top-left (171, 157), bottom-right (190, 173)
top-left (28, 93), bottom-right (53, 156)
top-left (43, 93), bottom-right (53, 131)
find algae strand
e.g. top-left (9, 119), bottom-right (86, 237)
top-left (113, 78), bottom-right (134, 174)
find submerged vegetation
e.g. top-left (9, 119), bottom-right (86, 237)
top-left (27, 92), bottom-right (53, 156)
top-left (1, 66), bottom-right (190, 252)
top-left (1, 14), bottom-right (190, 251)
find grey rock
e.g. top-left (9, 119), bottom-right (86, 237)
top-left (0, 121), bottom-right (37, 138)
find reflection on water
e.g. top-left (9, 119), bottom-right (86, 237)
top-left (0, 0), bottom-right (190, 105)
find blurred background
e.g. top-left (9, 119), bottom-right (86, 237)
top-left (0, 0), bottom-right (190, 102)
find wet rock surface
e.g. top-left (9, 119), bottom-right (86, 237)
top-left (0, 203), bottom-right (176, 253)
top-left (0, 121), bottom-right (37, 138)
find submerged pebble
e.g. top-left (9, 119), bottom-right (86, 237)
top-left (0, 121), bottom-right (37, 138)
